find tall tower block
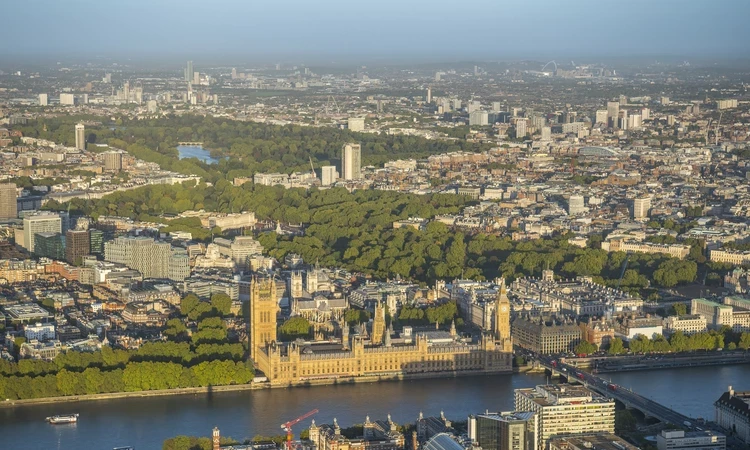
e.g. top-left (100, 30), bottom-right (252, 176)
top-left (250, 276), bottom-right (279, 361)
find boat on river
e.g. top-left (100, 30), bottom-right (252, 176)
top-left (46, 414), bottom-right (79, 424)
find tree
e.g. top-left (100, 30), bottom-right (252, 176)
top-left (615, 410), bottom-right (637, 432)
top-left (210, 293), bottom-right (232, 316)
top-left (180, 294), bottom-right (200, 317)
top-left (279, 317), bottom-right (311, 340)
top-left (671, 303), bottom-right (687, 316)
top-left (574, 341), bottom-right (597, 356)
top-left (739, 332), bottom-right (750, 350)
top-left (607, 338), bottom-right (625, 355)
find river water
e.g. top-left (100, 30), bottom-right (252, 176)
top-left (1, 366), bottom-right (746, 450)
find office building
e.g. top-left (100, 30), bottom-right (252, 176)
top-left (470, 111), bottom-right (489, 126)
top-left (595, 110), bottom-right (608, 125)
top-left (38, 93), bottom-right (48, 106)
top-left (633, 196), bottom-right (651, 219)
top-left (321, 165), bottom-right (337, 186)
top-left (514, 384), bottom-right (615, 450)
top-left (656, 430), bottom-right (725, 450)
top-left (34, 232), bottom-right (64, 259)
top-left (717, 99), bottom-right (738, 110)
top-left (516, 119), bottom-right (527, 139)
top-left (105, 236), bottom-right (188, 280)
top-left (342, 143), bottom-right (362, 180)
top-left (75, 123), bottom-right (85, 150)
top-left (619, 109), bottom-right (628, 130)
top-left (541, 127), bottom-right (551, 141)
top-left (606, 101), bottom-right (619, 128)
top-left (23, 213), bottom-right (62, 252)
top-left (0, 182), bottom-right (18, 220)
top-left (65, 229), bottom-right (90, 265)
top-left (426, 87), bottom-right (432, 104)
top-left (103, 151), bottom-right (123, 172)
top-left (24, 322), bottom-right (56, 341)
top-left (348, 117), bottom-right (365, 132)
top-left (549, 433), bottom-right (639, 450)
top-left (512, 316), bottom-right (581, 354)
top-left (89, 229), bottom-right (104, 255)
top-left (715, 386), bottom-right (750, 445)
top-left (567, 195), bottom-right (585, 215)
top-left (185, 60), bottom-right (194, 83)
top-left (469, 412), bottom-right (537, 450)
top-left (60, 93), bottom-right (75, 105)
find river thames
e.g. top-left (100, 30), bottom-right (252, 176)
top-left (1, 365), bottom-right (745, 450)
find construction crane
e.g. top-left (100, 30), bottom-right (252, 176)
top-left (714, 110), bottom-right (724, 146)
top-left (281, 409), bottom-right (319, 450)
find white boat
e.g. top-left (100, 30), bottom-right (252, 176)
top-left (46, 414), bottom-right (79, 424)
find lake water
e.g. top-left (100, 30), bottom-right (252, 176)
top-left (177, 145), bottom-right (220, 164)
top-left (1, 365), bottom-right (746, 450)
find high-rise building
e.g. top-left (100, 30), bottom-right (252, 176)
top-left (250, 276), bottom-right (279, 361)
top-left (468, 412), bottom-right (538, 450)
top-left (606, 101), bottom-right (619, 128)
top-left (321, 165), bottom-right (337, 186)
top-left (60, 93), bottom-right (75, 105)
top-left (193, 71), bottom-right (200, 85)
top-left (514, 384), bottom-right (615, 450)
top-left (103, 151), bottom-right (123, 172)
top-left (65, 229), bottom-right (90, 265)
top-left (104, 236), bottom-right (187, 280)
top-left (619, 109), bottom-right (628, 130)
top-left (0, 183), bottom-right (18, 220)
top-left (34, 232), bottom-right (64, 259)
top-left (492, 101), bottom-right (502, 113)
top-left (541, 127), bottom-right (551, 141)
top-left (633, 196), bottom-right (651, 219)
top-left (89, 229), bottom-right (104, 255)
top-left (515, 119), bottom-right (527, 139)
top-left (342, 143), bottom-right (362, 180)
top-left (595, 109), bottom-right (608, 125)
top-left (348, 117), bottom-right (365, 132)
top-left (23, 213), bottom-right (62, 253)
top-left (470, 111), bottom-right (489, 126)
top-left (38, 93), bottom-right (48, 106)
top-left (426, 87), bottom-right (432, 104)
top-left (568, 195), bottom-right (585, 215)
top-left (75, 123), bottom-right (85, 150)
top-left (185, 60), bottom-right (194, 83)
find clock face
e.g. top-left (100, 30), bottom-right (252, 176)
top-left (501, 306), bottom-right (508, 312)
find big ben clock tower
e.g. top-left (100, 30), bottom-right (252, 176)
top-left (212, 427), bottom-right (221, 450)
top-left (495, 278), bottom-right (512, 352)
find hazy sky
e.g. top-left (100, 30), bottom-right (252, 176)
top-left (6, 0), bottom-right (750, 61)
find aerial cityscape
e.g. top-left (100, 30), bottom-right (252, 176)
top-left (1, 1), bottom-right (750, 449)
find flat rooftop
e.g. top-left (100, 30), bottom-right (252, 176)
top-left (517, 384), bottom-right (612, 406)
top-left (2, 304), bottom-right (53, 320)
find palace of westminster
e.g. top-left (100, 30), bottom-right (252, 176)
top-left (249, 272), bottom-right (514, 386)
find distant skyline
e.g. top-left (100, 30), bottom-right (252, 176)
top-left (4, 0), bottom-right (750, 62)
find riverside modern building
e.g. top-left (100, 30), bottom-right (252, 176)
top-left (714, 386), bottom-right (750, 445)
top-left (468, 411), bottom-right (538, 450)
top-left (656, 430), bottom-right (725, 450)
top-left (514, 384), bottom-right (615, 450)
